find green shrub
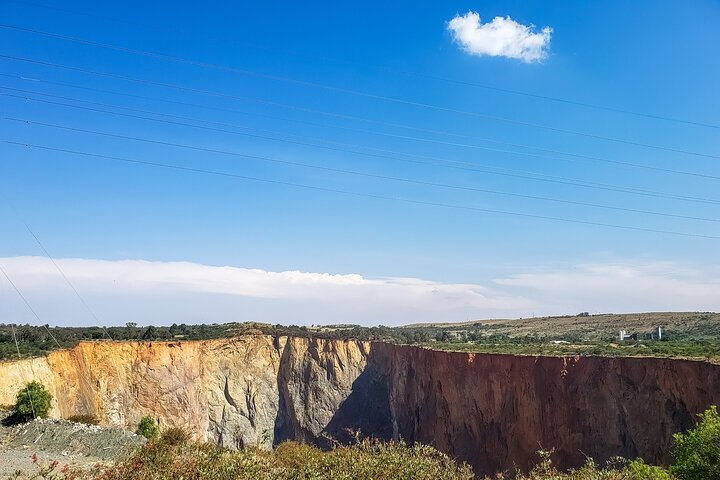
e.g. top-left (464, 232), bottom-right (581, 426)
top-left (13, 381), bottom-right (52, 421)
top-left (625, 459), bottom-right (674, 479)
top-left (670, 405), bottom-right (720, 480)
top-left (135, 416), bottom-right (159, 440)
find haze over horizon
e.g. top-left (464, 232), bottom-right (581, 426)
top-left (1, 1), bottom-right (719, 326)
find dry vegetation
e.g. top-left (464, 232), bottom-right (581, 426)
top-left (439, 312), bottom-right (719, 341)
top-left (12, 441), bottom-right (684, 480)
top-left (420, 312), bottom-right (720, 363)
top-left (13, 439), bottom-right (675, 480)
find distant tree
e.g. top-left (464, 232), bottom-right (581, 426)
top-left (198, 324), bottom-right (209, 339)
top-left (124, 322), bottom-right (139, 340)
top-left (436, 331), bottom-right (453, 342)
top-left (13, 381), bottom-right (53, 421)
top-left (136, 416), bottom-right (160, 440)
top-left (142, 326), bottom-right (157, 340)
top-left (671, 405), bottom-right (720, 480)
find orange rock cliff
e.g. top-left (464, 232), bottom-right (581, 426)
top-left (1, 336), bottom-right (718, 475)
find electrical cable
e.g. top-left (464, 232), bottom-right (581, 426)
top-left (4, 140), bottom-right (719, 240)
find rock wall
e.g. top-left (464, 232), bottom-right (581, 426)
top-left (1, 337), bottom-right (719, 475)
top-left (0, 336), bottom-right (379, 449)
top-left (376, 343), bottom-right (720, 474)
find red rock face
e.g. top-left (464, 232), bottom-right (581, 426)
top-left (374, 343), bottom-right (720, 475)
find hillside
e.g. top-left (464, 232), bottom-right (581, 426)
top-left (404, 311), bottom-right (720, 362)
top-left (409, 311), bottom-right (719, 341)
top-left (2, 311), bottom-right (719, 363)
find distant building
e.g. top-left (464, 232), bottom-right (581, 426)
top-left (619, 330), bottom-right (634, 341)
top-left (620, 327), bottom-right (663, 342)
top-left (645, 327), bottom-right (663, 341)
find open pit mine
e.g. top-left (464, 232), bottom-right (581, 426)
top-left (1, 336), bottom-right (718, 475)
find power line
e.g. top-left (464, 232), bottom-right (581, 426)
top-left (0, 32), bottom-right (718, 159)
top-left (0, 261), bottom-right (48, 326)
top-left (3, 1), bottom-right (718, 130)
top-left (7, 139), bottom-right (720, 224)
top-left (0, 262), bottom-right (64, 353)
top-left (7, 70), bottom-right (693, 170)
top-left (4, 141), bottom-right (720, 240)
top-left (4, 204), bottom-right (115, 341)
top-left (2, 72), bottom-right (593, 163)
top-left (6, 107), bottom-right (720, 207)
top-left (0, 260), bottom-right (99, 413)
top-left (4, 84), bottom-right (720, 183)
top-left (24, 229), bottom-right (113, 339)
top-left (9, 323), bottom-right (37, 419)
top-left (0, 165), bottom-right (114, 339)
top-left (9, 112), bottom-right (720, 211)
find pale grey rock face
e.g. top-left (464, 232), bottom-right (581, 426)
top-left (0, 335), bottom-right (376, 451)
top-left (274, 338), bottom-right (373, 444)
top-left (205, 336), bottom-right (284, 449)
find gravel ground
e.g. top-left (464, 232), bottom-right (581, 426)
top-left (0, 411), bottom-right (145, 478)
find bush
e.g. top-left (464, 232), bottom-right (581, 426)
top-left (67, 414), bottom-right (100, 425)
top-left (625, 459), bottom-right (675, 480)
top-left (135, 416), bottom-right (159, 440)
top-left (670, 405), bottom-right (720, 480)
top-left (160, 426), bottom-right (190, 445)
top-left (505, 453), bottom-right (674, 480)
top-left (13, 381), bottom-right (52, 421)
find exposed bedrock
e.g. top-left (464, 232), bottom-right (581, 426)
top-left (374, 343), bottom-right (720, 473)
top-left (0, 337), bottom-right (718, 475)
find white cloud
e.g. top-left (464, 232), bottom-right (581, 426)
top-left (0, 257), bottom-right (528, 326)
top-left (447, 11), bottom-right (552, 62)
top-left (1, 257), bottom-right (718, 327)
top-left (495, 262), bottom-right (720, 314)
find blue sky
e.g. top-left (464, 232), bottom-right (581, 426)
top-left (1, 1), bottom-right (719, 325)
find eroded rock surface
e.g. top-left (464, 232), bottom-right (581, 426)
top-left (1, 337), bottom-right (719, 475)
top-left (0, 336), bottom-right (378, 450)
top-left (376, 343), bottom-right (720, 473)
